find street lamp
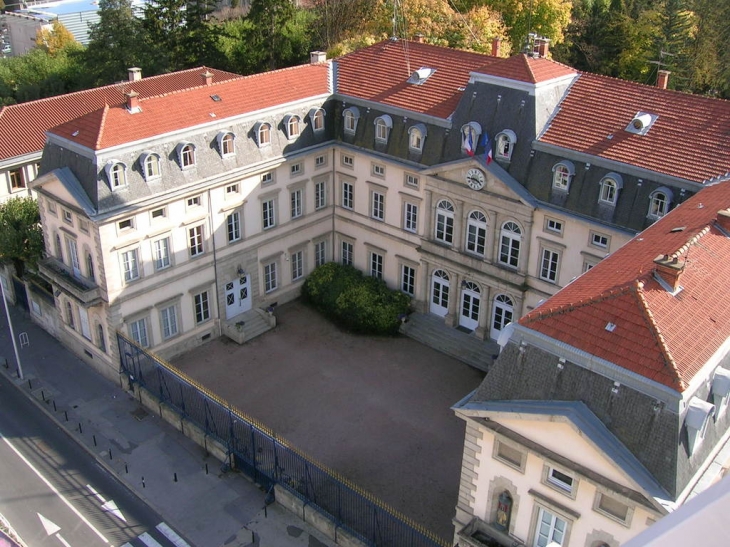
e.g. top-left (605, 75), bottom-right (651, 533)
top-left (0, 279), bottom-right (24, 379)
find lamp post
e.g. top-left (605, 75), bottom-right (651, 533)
top-left (0, 279), bottom-right (24, 379)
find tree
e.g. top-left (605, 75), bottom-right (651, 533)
top-left (0, 197), bottom-right (44, 278)
top-left (35, 20), bottom-right (78, 55)
top-left (310, 0), bottom-right (376, 51)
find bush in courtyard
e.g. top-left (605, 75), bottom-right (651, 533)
top-left (302, 262), bottom-right (410, 335)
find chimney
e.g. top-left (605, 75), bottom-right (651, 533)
top-left (413, 33), bottom-right (425, 43)
top-left (202, 70), bottom-right (213, 86)
top-left (654, 254), bottom-right (685, 292)
top-left (128, 67), bottom-right (141, 82)
top-left (536, 38), bottom-right (550, 58)
top-left (310, 51), bottom-right (327, 64)
top-left (492, 37), bottom-right (501, 58)
top-left (717, 209), bottom-right (730, 232)
top-left (657, 70), bottom-right (671, 90)
top-left (125, 91), bottom-right (140, 113)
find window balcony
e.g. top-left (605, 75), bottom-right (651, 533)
top-left (456, 517), bottom-right (524, 547)
top-left (38, 257), bottom-right (104, 306)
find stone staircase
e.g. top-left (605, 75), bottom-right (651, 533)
top-left (400, 312), bottom-right (500, 372)
top-left (222, 308), bottom-right (275, 344)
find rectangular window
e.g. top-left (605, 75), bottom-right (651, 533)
top-left (372, 163), bottom-right (385, 177)
top-left (540, 249), bottom-right (560, 283)
top-left (370, 252), bottom-right (383, 279)
top-left (79, 219), bottom-right (89, 234)
top-left (153, 237), bottom-right (171, 270)
top-left (262, 199), bottom-right (276, 229)
top-left (9, 168), bottom-right (26, 190)
top-left (63, 209), bottom-right (73, 225)
top-left (290, 162), bottom-right (302, 176)
top-left (401, 264), bottom-right (415, 295)
top-left (371, 191), bottom-right (385, 221)
top-left (535, 507), bottom-right (567, 547)
top-left (341, 154), bottom-right (354, 168)
top-left (47, 200), bottom-right (57, 215)
top-left (404, 202), bottom-right (418, 233)
top-left (194, 291), bottom-right (210, 324)
top-left (545, 218), bottom-right (563, 235)
top-left (225, 183), bottom-right (239, 195)
top-left (595, 493), bottom-right (630, 524)
top-left (264, 262), bottom-right (277, 293)
top-left (188, 225), bottom-right (204, 257)
top-left (590, 231), bottom-right (610, 249)
top-left (227, 211), bottom-right (241, 243)
top-left (261, 172), bottom-right (273, 185)
top-left (290, 188), bottom-right (303, 219)
top-left (315, 240), bottom-right (326, 267)
top-left (494, 440), bottom-right (525, 470)
top-left (151, 207), bottom-right (166, 219)
top-left (342, 181), bottom-right (354, 210)
top-left (129, 318), bottom-right (149, 348)
top-left (118, 218), bottom-right (134, 231)
top-left (187, 196), bottom-right (201, 208)
top-left (547, 467), bottom-right (574, 493)
top-left (315, 154), bottom-right (327, 168)
top-left (315, 180), bottom-right (327, 210)
top-left (405, 173), bottom-right (419, 188)
top-left (291, 250), bottom-right (303, 281)
top-left (583, 260), bottom-right (597, 273)
top-left (160, 305), bottom-right (179, 339)
top-left (341, 241), bottom-right (353, 266)
top-left (121, 249), bottom-right (140, 282)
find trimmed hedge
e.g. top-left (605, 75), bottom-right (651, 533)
top-left (301, 262), bottom-right (410, 335)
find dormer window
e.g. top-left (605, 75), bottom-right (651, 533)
top-left (461, 122), bottom-right (482, 155)
top-left (599, 173), bottom-right (623, 205)
top-left (625, 111), bottom-right (658, 135)
top-left (374, 115), bottom-right (393, 144)
top-left (217, 131), bottom-right (235, 157)
top-left (408, 124), bottom-right (427, 152)
top-left (309, 108), bottom-right (325, 132)
top-left (284, 114), bottom-right (301, 139)
top-left (254, 122), bottom-right (271, 147)
top-left (176, 142), bottom-right (196, 169)
top-left (649, 187), bottom-right (673, 219)
top-left (685, 397), bottom-right (715, 454)
top-left (407, 67), bottom-right (435, 85)
top-left (140, 152), bottom-right (161, 181)
top-left (495, 129), bottom-right (517, 161)
top-left (105, 160), bottom-right (127, 189)
top-left (552, 161), bottom-right (574, 192)
top-left (712, 368), bottom-right (730, 414)
top-left (343, 106), bottom-right (360, 134)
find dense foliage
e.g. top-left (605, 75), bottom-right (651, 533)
top-left (1, 0), bottom-right (728, 106)
top-left (301, 262), bottom-right (411, 336)
top-left (0, 197), bottom-right (44, 278)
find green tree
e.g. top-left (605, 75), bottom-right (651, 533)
top-left (0, 197), bottom-right (44, 278)
top-left (35, 20), bottom-right (78, 55)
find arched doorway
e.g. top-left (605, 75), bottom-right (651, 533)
top-left (459, 281), bottom-right (481, 331)
top-left (430, 270), bottom-right (450, 316)
top-left (491, 294), bottom-right (514, 340)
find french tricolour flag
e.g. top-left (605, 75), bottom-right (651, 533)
top-left (465, 131), bottom-right (475, 157)
top-left (484, 133), bottom-right (493, 165)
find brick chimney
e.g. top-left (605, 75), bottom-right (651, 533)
top-left (491, 37), bottom-right (501, 58)
top-left (202, 70), bottom-right (213, 86)
top-left (125, 91), bottom-right (140, 113)
top-left (657, 70), bottom-right (671, 90)
top-left (128, 67), bottom-right (141, 82)
top-left (413, 33), bottom-right (425, 43)
top-left (536, 38), bottom-right (550, 58)
top-left (310, 51), bottom-right (327, 64)
top-left (717, 209), bottom-right (730, 232)
top-left (654, 254), bottom-right (685, 291)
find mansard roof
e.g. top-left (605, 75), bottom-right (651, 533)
top-left (49, 63), bottom-right (332, 151)
top-left (520, 181), bottom-right (730, 392)
top-left (0, 67), bottom-right (241, 162)
top-left (539, 73), bottom-right (730, 185)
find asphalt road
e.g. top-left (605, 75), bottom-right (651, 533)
top-left (0, 374), bottom-right (190, 547)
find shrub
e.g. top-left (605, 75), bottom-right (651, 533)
top-left (302, 263), bottom-right (410, 335)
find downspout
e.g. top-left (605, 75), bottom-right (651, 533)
top-left (207, 187), bottom-right (222, 338)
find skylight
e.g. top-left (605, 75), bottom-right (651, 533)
top-left (408, 67), bottom-right (436, 85)
top-left (625, 111), bottom-right (658, 135)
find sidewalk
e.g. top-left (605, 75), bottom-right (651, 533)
top-left (0, 300), bottom-right (336, 547)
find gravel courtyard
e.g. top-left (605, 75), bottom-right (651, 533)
top-left (172, 300), bottom-right (485, 540)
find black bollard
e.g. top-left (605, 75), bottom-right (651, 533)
top-left (125, 464), bottom-right (128, 474)
top-left (205, 463), bottom-right (208, 475)
top-left (174, 472), bottom-right (177, 483)
top-left (93, 435), bottom-right (97, 447)
top-left (79, 422), bottom-right (83, 434)
top-left (53, 400), bottom-right (57, 411)
top-left (108, 448), bottom-right (112, 460)
top-left (64, 410), bottom-right (68, 421)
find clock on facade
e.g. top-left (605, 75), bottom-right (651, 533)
top-left (466, 168), bottom-right (486, 190)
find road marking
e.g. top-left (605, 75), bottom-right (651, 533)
top-left (139, 532), bottom-right (163, 547)
top-left (56, 533), bottom-right (72, 547)
top-left (156, 522), bottom-right (190, 547)
top-left (86, 484), bottom-right (127, 522)
top-left (38, 513), bottom-right (61, 535)
top-left (0, 433), bottom-right (109, 543)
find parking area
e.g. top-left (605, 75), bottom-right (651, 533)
top-left (172, 300), bottom-right (485, 540)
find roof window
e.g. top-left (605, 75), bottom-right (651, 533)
top-left (625, 111), bottom-right (658, 135)
top-left (408, 67), bottom-right (436, 85)
top-left (685, 397), bottom-right (715, 454)
top-left (712, 368), bottom-right (730, 413)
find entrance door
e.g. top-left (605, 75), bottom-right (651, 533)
top-left (430, 270), bottom-right (449, 316)
top-left (490, 294), bottom-right (514, 340)
top-left (224, 275), bottom-right (252, 319)
top-left (459, 281), bottom-right (480, 331)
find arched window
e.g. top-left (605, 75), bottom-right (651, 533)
top-left (255, 122), bottom-right (271, 146)
top-left (499, 221), bottom-right (521, 268)
top-left (495, 129), bottom-right (517, 161)
top-left (140, 152), bottom-right (160, 180)
top-left (54, 233), bottom-right (63, 259)
top-left (176, 143), bottom-right (195, 168)
top-left (491, 294), bottom-right (514, 340)
top-left (105, 161), bottom-right (127, 189)
top-left (310, 108), bottom-right (325, 132)
top-left (374, 115), bottom-right (393, 144)
top-left (649, 187), bottom-right (673, 219)
top-left (599, 173), bottom-right (623, 205)
top-left (343, 107), bottom-right (360, 134)
top-left (461, 122), bottom-right (482, 155)
top-left (552, 161), bottom-right (574, 191)
top-left (408, 124), bottom-right (427, 152)
top-left (97, 323), bottom-right (106, 352)
top-left (466, 210), bottom-right (487, 256)
top-left (86, 252), bottom-right (94, 281)
top-left (65, 301), bottom-right (75, 329)
top-left (217, 132), bottom-right (235, 157)
top-left (284, 114), bottom-right (301, 139)
top-left (435, 200), bottom-right (455, 244)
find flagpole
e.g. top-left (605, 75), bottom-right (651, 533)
top-left (0, 280), bottom-right (24, 380)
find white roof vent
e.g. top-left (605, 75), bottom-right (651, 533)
top-left (625, 111), bottom-right (658, 135)
top-left (408, 67), bottom-right (436, 85)
top-left (605, 322), bottom-right (617, 332)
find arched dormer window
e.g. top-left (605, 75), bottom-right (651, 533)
top-left (283, 114), bottom-right (301, 139)
top-left (139, 152), bottom-right (161, 181)
top-left (599, 173), bottom-right (623, 205)
top-left (309, 108), bottom-right (325, 132)
top-left (408, 123), bottom-right (427, 152)
top-left (461, 122), bottom-right (482, 155)
top-left (495, 129), bottom-right (517, 161)
top-left (649, 187), bottom-right (674, 219)
top-left (175, 142), bottom-right (196, 169)
top-left (105, 160), bottom-right (127, 189)
top-left (254, 122), bottom-right (271, 147)
top-left (343, 106), bottom-right (360, 134)
top-left (217, 131), bottom-right (235, 157)
top-left (374, 115), bottom-right (393, 144)
top-left (552, 161), bottom-right (575, 192)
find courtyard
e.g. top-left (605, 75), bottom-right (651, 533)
top-left (171, 300), bottom-right (485, 540)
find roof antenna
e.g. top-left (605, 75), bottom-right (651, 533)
top-left (522, 0), bottom-right (534, 54)
top-left (391, 0), bottom-right (411, 76)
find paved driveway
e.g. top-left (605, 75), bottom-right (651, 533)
top-left (172, 300), bottom-right (485, 540)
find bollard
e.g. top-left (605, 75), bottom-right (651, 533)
top-left (28, 379), bottom-right (32, 390)
top-left (108, 448), bottom-right (112, 460)
top-left (125, 464), bottom-right (128, 474)
top-left (53, 400), bottom-right (57, 411)
top-left (205, 463), bottom-right (208, 475)
top-left (142, 476), bottom-right (145, 488)
top-left (79, 422), bottom-right (83, 434)
top-left (174, 472), bottom-right (177, 483)
top-left (41, 390), bottom-right (45, 401)
top-left (93, 435), bottom-right (97, 447)
top-left (64, 410), bottom-right (68, 422)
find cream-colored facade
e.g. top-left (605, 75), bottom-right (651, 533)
top-left (0, 157), bottom-right (38, 203)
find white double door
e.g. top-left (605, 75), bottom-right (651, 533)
top-left (224, 275), bottom-right (252, 320)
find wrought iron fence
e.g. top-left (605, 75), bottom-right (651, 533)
top-left (117, 333), bottom-right (449, 547)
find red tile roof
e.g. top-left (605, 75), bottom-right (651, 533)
top-left (540, 73), bottom-right (730, 184)
top-left (521, 182), bottom-right (730, 392)
top-left (49, 63), bottom-right (332, 150)
top-left (474, 54), bottom-right (577, 84)
top-left (335, 39), bottom-right (499, 119)
top-left (0, 67), bottom-right (242, 161)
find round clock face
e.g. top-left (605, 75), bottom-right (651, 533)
top-left (466, 168), bottom-right (486, 190)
